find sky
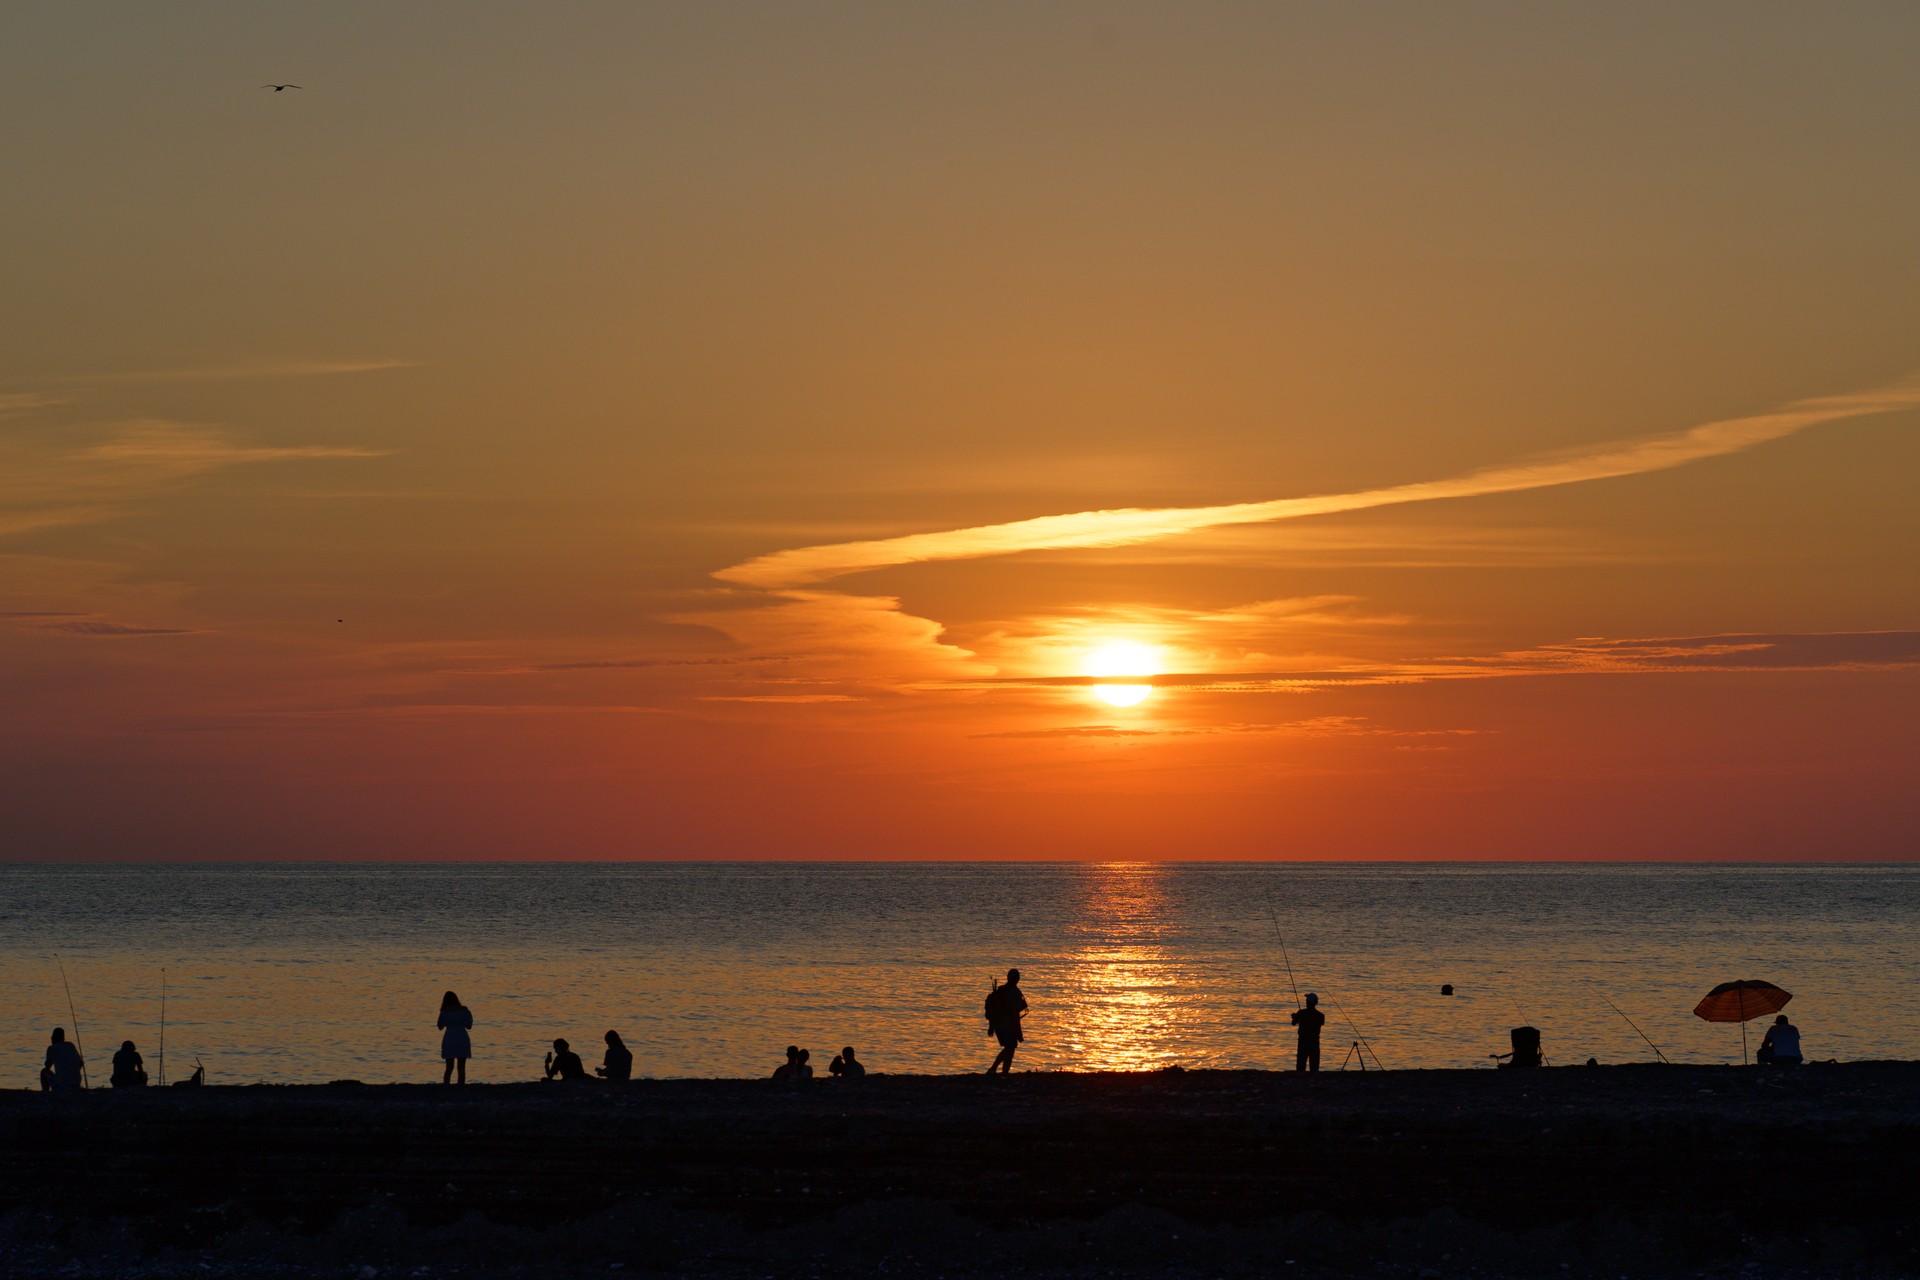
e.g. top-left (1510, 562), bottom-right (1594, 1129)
top-left (3, 2), bottom-right (1918, 859)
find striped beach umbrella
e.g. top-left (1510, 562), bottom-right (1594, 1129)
top-left (1693, 980), bottom-right (1792, 1064)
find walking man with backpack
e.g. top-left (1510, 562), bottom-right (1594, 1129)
top-left (983, 968), bottom-right (1028, 1075)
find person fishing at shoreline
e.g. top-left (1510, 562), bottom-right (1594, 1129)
top-left (984, 968), bottom-right (1028, 1075)
top-left (1291, 992), bottom-right (1326, 1073)
top-left (111, 1040), bottom-right (148, 1088)
top-left (42, 1027), bottom-right (84, 1091)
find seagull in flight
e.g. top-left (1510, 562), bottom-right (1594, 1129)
top-left (261, 84), bottom-right (302, 92)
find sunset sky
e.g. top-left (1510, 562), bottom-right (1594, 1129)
top-left (4, 2), bottom-right (1918, 859)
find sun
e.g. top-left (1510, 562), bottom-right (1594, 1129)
top-left (1085, 641), bottom-right (1160, 708)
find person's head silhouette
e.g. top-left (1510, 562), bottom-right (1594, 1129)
top-left (842, 1046), bottom-right (857, 1060)
top-left (1007, 968), bottom-right (1021, 985)
top-left (553, 1038), bottom-right (570, 1053)
top-left (1775, 1014), bottom-right (1791, 1025)
top-left (442, 990), bottom-right (461, 1011)
top-left (798, 1048), bottom-right (811, 1063)
top-left (121, 1040), bottom-right (136, 1053)
top-left (50, 1028), bottom-right (65, 1043)
top-left (1304, 993), bottom-right (1319, 1007)
top-left (606, 1030), bottom-right (625, 1047)
top-left (786, 1044), bottom-right (800, 1061)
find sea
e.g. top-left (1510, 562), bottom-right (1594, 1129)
top-left (2, 862), bottom-right (1915, 1087)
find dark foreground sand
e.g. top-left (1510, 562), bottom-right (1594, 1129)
top-left (4, 1063), bottom-right (1918, 1279)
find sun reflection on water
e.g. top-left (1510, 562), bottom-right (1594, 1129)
top-left (1049, 862), bottom-right (1205, 1072)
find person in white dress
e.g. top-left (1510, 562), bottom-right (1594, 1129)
top-left (438, 990), bottom-right (473, 1084)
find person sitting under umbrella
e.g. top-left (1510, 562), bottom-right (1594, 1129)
top-left (1757, 1014), bottom-right (1802, 1067)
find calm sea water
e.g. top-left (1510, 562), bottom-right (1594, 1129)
top-left (1, 863), bottom-right (1915, 1086)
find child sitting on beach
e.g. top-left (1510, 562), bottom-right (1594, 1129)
top-left (543, 1038), bottom-right (589, 1082)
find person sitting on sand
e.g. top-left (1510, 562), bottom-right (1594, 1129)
top-left (41, 1028), bottom-right (83, 1092)
top-left (596, 1030), bottom-right (633, 1082)
top-left (829, 1046), bottom-right (865, 1080)
top-left (110, 1040), bottom-right (148, 1088)
top-left (1757, 1014), bottom-right (1802, 1067)
top-left (544, 1038), bottom-right (589, 1082)
top-left (984, 969), bottom-right (1028, 1075)
top-left (1291, 993), bottom-right (1327, 1073)
top-left (438, 990), bottom-right (474, 1085)
top-left (794, 1047), bottom-right (815, 1081)
top-left (772, 1045), bottom-right (801, 1081)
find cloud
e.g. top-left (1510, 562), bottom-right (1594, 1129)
top-left (718, 377), bottom-right (1920, 587)
top-left (0, 393), bottom-right (66, 417)
top-left (938, 630), bottom-right (1920, 695)
top-left (78, 423), bottom-right (388, 469)
top-left (2, 421), bottom-right (392, 541)
top-left (3, 613), bottom-right (195, 637)
top-left (53, 358), bottom-right (414, 383)
top-left (698, 694), bottom-right (867, 703)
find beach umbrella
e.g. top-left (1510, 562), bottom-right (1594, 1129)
top-left (1692, 980), bottom-right (1792, 1064)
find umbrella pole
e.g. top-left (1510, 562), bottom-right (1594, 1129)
top-left (1741, 1019), bottom-right (1748, 1066)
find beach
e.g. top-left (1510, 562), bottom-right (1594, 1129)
top-left (5, 1063), bottom-right (1918, 1279)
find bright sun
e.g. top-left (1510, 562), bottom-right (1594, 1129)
top-left (1085, 641), bottom-right (1160, 708)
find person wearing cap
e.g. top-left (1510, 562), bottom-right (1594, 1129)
top-left (1290, 993), bottom-right (1327, 1072)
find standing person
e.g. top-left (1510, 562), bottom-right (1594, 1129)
top-left (1758, 1014), bottom-right (1803, 1067)
top-left (41, 1028), bottom-right (83, 1091)
top-left (438, 990), bottom-right (473, 1085)
top-left (110, 1040), bottom-right (148, 1088)
top-left (984, 968), bottom-right (1028, 1075)
top-left (596, 1030), bottom-right (633, 1082)
top-left (1290, 992), bottom-right (1327, 1073)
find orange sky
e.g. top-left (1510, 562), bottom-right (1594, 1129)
top-left (3, 3), bottom-right (1918, 859)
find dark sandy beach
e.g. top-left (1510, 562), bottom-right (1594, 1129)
top-left (5, 1063), bottom-right (1918, 1279)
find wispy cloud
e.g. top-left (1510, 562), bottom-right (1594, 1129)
top-left (718, 378), bottom-right (1920, 587)
top-left (49, 358), bottom-right (414, 384)
top-left (0, 393), bottom-right (66, 417)
top-left (2, 421), bottom-right (392, 541)
top-left (3, 612), bottom-right (195, 637)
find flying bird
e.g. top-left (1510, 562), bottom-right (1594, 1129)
top-left (261, 84), bottom-right (302, 92)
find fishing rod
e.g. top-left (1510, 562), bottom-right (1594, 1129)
top-left (1260, 889), bottom-right (1303, 1010)
top-left (1599, 991), bottom-right (1669, 1064)
top-left (1325, 995), bottom-right (1388, 1072)
top-left (1261, 890), bottom-right (1387, 1069)
top-left (159, 968), bottom-right (168, 1087)
top-left (56, 955), bottom-right (88, 1089)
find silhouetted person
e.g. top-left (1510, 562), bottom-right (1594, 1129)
top-left (1291, 993), bottom-right (1326, 1072)
top-left (111, 1040), bottom-right (148, 1088)
top-left (438, 990), bottom-right (473, 1085)
top-left (984, 968), bottom-right (1028, 1074)
top-left (829, 1046), bottom-right (865, 1080)
top-left (42, 1028), bottom-right (83, 1091)
top-left (1495, 1025), bottom-right (1542, 1069)
top-left (1440, 984), bottom-right (1454, 996)
top-left (544, 1038), bottom-right (588, 1081)
top-left (1758, 1014), bottom-right (1802, 1066)
top-left (795, 1047), bottom-right (814, 1080)
top-left (597, 1030), bottom-right (633, 1082)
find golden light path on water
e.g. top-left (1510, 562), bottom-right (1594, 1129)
top-left (1050, 863), bottom-right (1190, 1071)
